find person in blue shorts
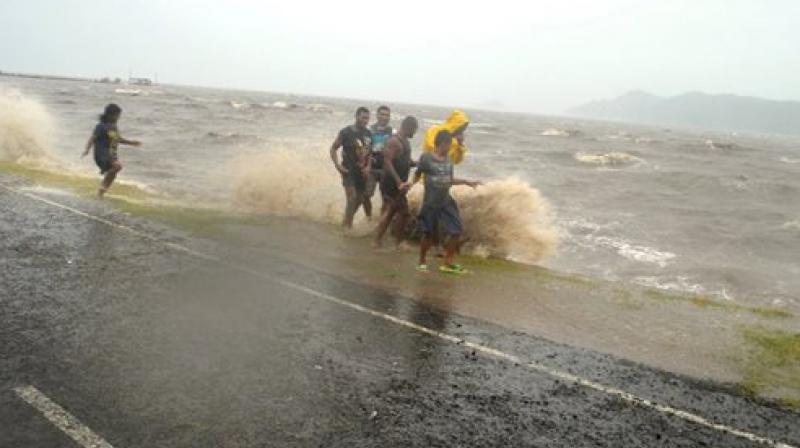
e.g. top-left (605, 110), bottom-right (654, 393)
top-left (81, 103), bottom-right (141, 198)
top-left (413, 130), bottom-right (480, 274)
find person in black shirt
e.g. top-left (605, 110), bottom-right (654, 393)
top-left (330, 107), bottom-right (373, 228)
top-left (373, 116), bottom-right (418, 249)
top-left (81, 103), bottom-right (141, 198)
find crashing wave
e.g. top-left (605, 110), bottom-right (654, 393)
top-left (0, 87), bottom-right (57, 164)
top-left (230, 149), bottom-right (558, 263)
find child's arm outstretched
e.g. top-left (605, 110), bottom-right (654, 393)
top-left (119, 136), bottom-right (141, 146)
top-left (81, 134), bottom-right (95, 157)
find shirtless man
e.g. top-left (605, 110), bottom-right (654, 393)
top-left (373, 116), bottom-right (418, 248)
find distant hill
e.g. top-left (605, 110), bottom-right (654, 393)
top-left (567, 90), bottom-right (800, 135)
top-left (476, 99), bottom-right (507, 111)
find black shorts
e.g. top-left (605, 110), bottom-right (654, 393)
top-left (94, 155), bottom-right (117, 175)
top-left (341, 170), bottom-right (367, 193)
top-left (380, 186), bottom-right (409, 215)
top-left (379, 178), bottom-right (399, 199)
top-left (418, 199), bottom-right (463, 236)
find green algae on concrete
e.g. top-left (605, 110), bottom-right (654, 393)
top-left (740, 327), bottom-right (800, 408)
top-left (643, 288), bottom-right (792, 319)
top-left (612, 288), bottom-right (645, 310)
top-left (0, 161), bottom-right (154, 200)
top-left (107, 197), bottom-right (233, 236)
top-left (459, 254), bottom-right (598, 290)
top-left (0, 160), bottom-right (240, 236)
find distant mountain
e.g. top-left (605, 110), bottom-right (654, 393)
top-left (567, 90), bottom-right (800, 135)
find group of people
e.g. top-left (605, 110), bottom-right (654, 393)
top-left (83, 103), bottom-right (480, 274)
top-left (329, 106), bottom-right (480, 274)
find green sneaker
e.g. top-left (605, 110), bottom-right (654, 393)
top-left (439, 264), bottom-right (467, 275)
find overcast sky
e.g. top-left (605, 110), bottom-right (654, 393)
top-left (1, 0), bottom-right (798, 113)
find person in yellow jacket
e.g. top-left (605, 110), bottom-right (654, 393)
top-left (421, 109), bottom-right (469, 164)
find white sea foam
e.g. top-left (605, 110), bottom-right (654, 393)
top-left (574, 152), bottom-right (642, 166)
top-left (634, 275), bottom-right (708, 295)
top-left (114, 88), bottom-right (143, 96)
top-left (782, 220), bottom-right (800, 231)
top-left (592, 236), bottom-right (676, 267)
top-left (541, 128), bottom-right (569, 137)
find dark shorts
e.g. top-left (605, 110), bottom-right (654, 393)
top-left (94, 155), bottom-right (117, 175)
top-left (380, 183), bottom-right (409, 214)
top-left (379, 177), bottom-right (400, 200)
top-left (418, 199), bottom-right (463, 236)
top-left (341, 169), bottom-right (367, 193)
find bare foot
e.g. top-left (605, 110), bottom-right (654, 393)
top-left (371, 240), bottom-right (382, 250)
top-left (97, 187), bottom-right (106, 198)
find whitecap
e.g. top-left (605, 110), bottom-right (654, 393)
top-left (593, 236), bottom-right (676, 267)
top-left (541, 128), bottom-right (569, 137)
top-left (114, 88), bottom-right (143, 96)
top-left (574, 152), bottom-right (642, 166)
top-left (634, 275), bottom-right (707, 295)
top-left (782, 221), bottom-right (800, 231)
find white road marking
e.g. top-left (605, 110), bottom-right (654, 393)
top-left (3, 185), bottom-right (796, 448)
top-left (14, 385), bottom-right (115, 448)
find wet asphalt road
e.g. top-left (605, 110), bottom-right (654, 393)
top-left (1, 177), bottom-right (799, 447)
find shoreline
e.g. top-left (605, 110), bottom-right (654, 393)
top-left (1, 161), bottom-right (798, 408)
top-left (1, 70), bottom-right (97, 83)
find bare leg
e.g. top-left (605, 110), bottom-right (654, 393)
top-left (373, 199), bottom-right (397, 247)
top-left (363, 171), bottom-right (378, 220)
top-left (392, 209), bottom-right (410, 247)
top-left (99, 161), bottom-right (122, 197)
top-left (443, 235), bottom-right (460, 266)
top-left (380, 195), bottom-right (388, 216)
top-left (432, 228), bottom-right (444, 257)
top-left (419, 233), bottom-right (433, 265)
top-left (342, 186), bottom-right (360, 228)
top-left (363, 196), bottom-right (373, 220)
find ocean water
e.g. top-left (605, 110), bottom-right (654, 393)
top-left (2, 76), bottom-right (799, 311)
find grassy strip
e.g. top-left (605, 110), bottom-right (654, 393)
top-left (0, 161), bottom-right (152, 199)
top-left (0, 160), bottom-right (236, 235)
top-left (643, 289), bottom-right (792, 319)
top-left (740, 327), bottom-right (800, 409)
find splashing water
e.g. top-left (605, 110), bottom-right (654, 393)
top-left (407, 178), bottom-right (559, 263)
top-left (0, 86), bottom-right (57, 165)
top-left (231, 148), bottom-right (559, 263)
top-left (230, 147), bottom-right (345, 225)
